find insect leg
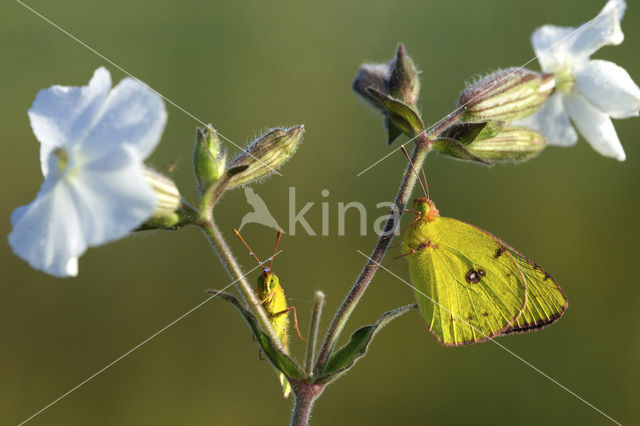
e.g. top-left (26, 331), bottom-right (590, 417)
top-left (256, 291), bottom-right (276, 306)
top-left (392, 247), bottom-right (416, 262)
top-left (273, 306), bottom-right (306, 342)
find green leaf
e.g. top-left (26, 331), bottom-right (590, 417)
top-left (315, 304), bottom-right (417, 384)
top-left (432, 138), bottom-right (492, 166)
top-left (208, 290), bottom-right (304, 381)
top-left (385, 117), bottom-right (403, 146)
top-left (439, 122), bottom-right (487, 145)
top-left (438, 121), bottom-right (506, 146)
top-left (366, 88), bottom-right (424, 138)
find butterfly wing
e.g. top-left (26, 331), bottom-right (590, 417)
top-left (497, 245), bottom-right (568, 334)
top-left (404, 216), bottom-right (526, 346)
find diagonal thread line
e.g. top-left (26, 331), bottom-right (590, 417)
top-left (15, 0), bottom-right (282, 177)
top-left (356, 7), bottom-right (609, 177)
top-left (357, 250), bottom-right (622, 426)
top-left (17, 251), bottom-right (283, 426)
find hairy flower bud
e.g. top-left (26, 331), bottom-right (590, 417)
top-left (458, 68), bottom-right (555, 122)
top-left (389, 44), bottom-right (420, 105)
top-left (227, 125), bottom-right (304, 188)
top-left (352, 63), bottom-right (391, 111)
top-left (467, 126), bottom-right (547, 162)
top-left (193, 126), bottom-right (226, 193)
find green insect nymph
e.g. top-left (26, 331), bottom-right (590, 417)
top-left (234, 229), bottom-right (305, 398)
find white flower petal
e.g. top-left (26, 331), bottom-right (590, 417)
top-left (9, 178), bottom-right (85, 277)
top-left (575, 59), bottom-right (640, 119)
top-left (8, 146), bottom-right (156, 277)
top-left (514, 93), bottom-right (578, 146)
top-left (531, 0), bottom-right (626, 71)
top-left (70, 145), bottom-right (157, 246)
top-left (531, 25), bottom-right (576, 72)
top-left (82, 78), bottom-right (167, 162)
top-left (570, 0), bottom-right (626, 59)
top-left (564, 93), bottom-right (626, 160)
top-left (28, 67), bottom-right (112, 177)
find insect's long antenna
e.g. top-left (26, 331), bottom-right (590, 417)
top-left (233, 229), bottom-right (265, 271)
top-left (420, 166), bottom-right (430, 200)
top-left (268, 229), bottom-right (283, 272)
top-left (400, 145), bottom-right (428, 199)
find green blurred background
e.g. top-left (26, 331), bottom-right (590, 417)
top-left (2, 0), bottom-right (639, 424)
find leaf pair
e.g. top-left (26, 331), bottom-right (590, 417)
top-left (211, 290), bottom-right (416, 387)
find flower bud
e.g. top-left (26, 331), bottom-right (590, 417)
top-left (458, 68), bottom-right (555, 122)
top-left (466, 126), bottom-right (547, 162)
top-left (389, 44), bottom-right (420, 105)
top-left (352, 63), bottom-right (390, 111)
top-left (142, 168), bottom-right (181, 218)
top-left (194, 126), bottom-right (226, 193)
top-left (227, 125), bottom-right (304, 188)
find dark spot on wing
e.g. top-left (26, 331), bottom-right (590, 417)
top-left (465, 269), bottom-right (485, 283)
top-left (544, 272), bottom-right (552, 281)
top-left (482, 312), bottom-right (489, 317)
top-left (494, 247), bottom-right (504, 258)
top-left (450, 315), bottom-right (456, 322)
top-left (466, 315), bottom-right (473, 321)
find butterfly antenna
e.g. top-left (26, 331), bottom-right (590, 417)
top-left (400, 145), bottom-right (428, 199)
top-left (420, 166), bottom-right (430, 200)
top-left (233, 229), bottom-right (265, 271)
top-left (268, 229), bottom-right (283, 272)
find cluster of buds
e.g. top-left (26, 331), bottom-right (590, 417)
top-left (353, 45), bottom-right (558, 164)
top-left (193, 124), bottom-right (304, 192)
top-left (437, 68), bottom-right (556, 163)
top-left (353, 44), bottom-right (423, 145)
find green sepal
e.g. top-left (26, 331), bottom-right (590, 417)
top-left (314, 304), bottom-right (416, 384)
top-left (366, 88), bottom-right (424, 138)
top-left (385, 117), bottom-right (403, 146)
top-left (438, 121), bottom-right (505, 146)
top-left (466, 126), bottom-right (547, 163)
top-left (209, 290), bottom-right (304, 381)
top-left (135, 209), bottom-right (194, 231)
top-left (439, 122), bottom-right (487, 145)
top-left (432, 138), bottom-right (492, 166)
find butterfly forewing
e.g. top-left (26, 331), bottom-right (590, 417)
top-left (404, 216), bottom-right (526, 346)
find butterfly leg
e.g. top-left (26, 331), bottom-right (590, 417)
top-left (401, 210), bottom-right (423, 232)
top-left (392, 247), bottom-right (416, 262)
top-left (273, 306), bottom-right (306, 342)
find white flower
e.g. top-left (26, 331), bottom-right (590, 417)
top-left (517, 0), bottom-right (640, 161)
top-left (8, 67), bottom-right (167, 277)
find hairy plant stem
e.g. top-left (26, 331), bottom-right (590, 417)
top-left (304, 291), bottom-right (325, 375)
top-left (313, 113), bottom-right (458, 375)
top-left (290, 382), bottom-right (325, 426)
top-left (197, 198), bottom-right (285, 352)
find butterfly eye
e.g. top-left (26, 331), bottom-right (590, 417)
top-left (269, 278), bottom-right (277, 290)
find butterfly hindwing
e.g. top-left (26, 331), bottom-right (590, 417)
top-left (404, 216), bottom-right (527, 346)
top-left (497, 245), bottom-right (568, 334)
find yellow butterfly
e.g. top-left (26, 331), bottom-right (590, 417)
top-left (400, 169), bottom-right (567, 346)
